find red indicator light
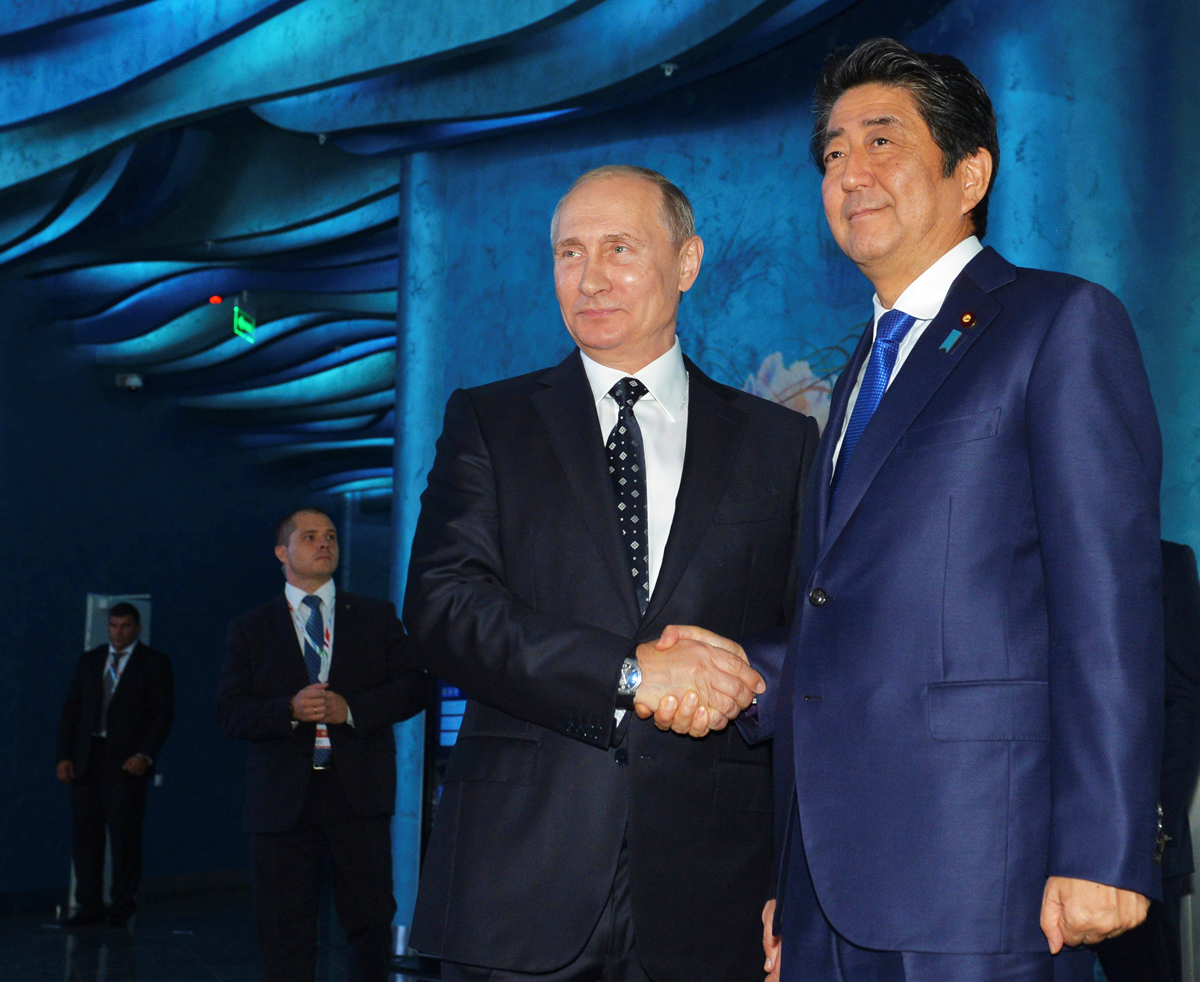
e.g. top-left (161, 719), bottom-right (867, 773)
top-left (209, 295), bottom-right (223, 304)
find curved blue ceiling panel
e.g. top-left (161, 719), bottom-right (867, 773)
top-left (145, 314), bottom-right (388, 375)
top-left (251, 0), bottom-right (792, 132)
top-left (194, 196), bottom-right (399, 259)
top-left (313, 474), bottom-right (395, 495)
top-left (0, 0), bottom-right (303, 130)
top-left (253, 437), bottom-right (393, 463)
top-left (245, 389), bottom-right (396, 423)
top-left (0, 0), bottom-right (593, 188)
top-left (0, 145), bottom-right (132, 265)
top-left (178, 348), bottom-right (395, 410)
top-left (184, 336), bottom-right (396, 395)
top-left (0, 1), bottom-right (154, 37)
top-left (0, 166), bottom-right (77, 249)
top-left (68, 268), bottom-right (395, 344)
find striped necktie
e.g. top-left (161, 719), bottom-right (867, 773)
top-left (300, 595), bottom-right (331, 766)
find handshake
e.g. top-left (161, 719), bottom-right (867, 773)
top-left (631, 626), bottom-right (763, 737)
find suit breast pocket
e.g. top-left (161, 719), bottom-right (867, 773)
top-left (899, 407), bottom-right (1002, 452)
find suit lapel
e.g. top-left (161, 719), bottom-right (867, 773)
top-left (807, 320), bottom-right (873, 566)
top-left (818, 249), bottom-right (1013, 567)
top-left (531, 351), bottom-right (641, 627)
top-left (642, 363), bottom-right (744, 626)
top-left (328, 593), bottom-right (354, 687)
top-left (270, 594), bottom-right (311, 692)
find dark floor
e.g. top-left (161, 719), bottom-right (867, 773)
top-left (0, 886), bottom-right (439, 982)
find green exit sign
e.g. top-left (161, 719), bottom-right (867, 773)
top-left (233, 305), bottom-right (256, 343)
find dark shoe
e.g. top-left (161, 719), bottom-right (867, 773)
top-left (64, 909), bottom-right (105, 927)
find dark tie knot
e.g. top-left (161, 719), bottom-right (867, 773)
top-left (302, 595), bottom-right (321, 611)
top-left (610, 377), bottom-right (645, 409)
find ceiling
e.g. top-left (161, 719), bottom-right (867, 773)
top-left (0, 0), bottom-right (854, 498)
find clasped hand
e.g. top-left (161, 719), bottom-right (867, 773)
top-left (290, 682), bottom-right (349, 724)
top-left (632, 625), bottom-right (762, 737)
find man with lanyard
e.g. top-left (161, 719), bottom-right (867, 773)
top-left (218, 507), bottom-right (431, 982)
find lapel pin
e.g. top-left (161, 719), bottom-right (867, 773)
top-left (939, 328), bottom-right (963, 353)
top-left (960, 311), bottom-right (977, 328)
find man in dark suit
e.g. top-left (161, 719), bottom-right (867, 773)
top-left (664, 38), bottom-right (1163, 982)
top-left (217, 508), bottom-right (432, 982)
top-left (57, 601), bottom-right (173, 928)
top-left (1098, 540), bottom-right (1200, 982)
top-left (404, 165), bottom-right (819, 981)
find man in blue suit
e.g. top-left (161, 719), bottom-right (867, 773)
top-left (660, 37), bottom-right (1164, 982)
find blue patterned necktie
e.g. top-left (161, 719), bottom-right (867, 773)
top-left (301, 594), bottom-right (331, 766)
top-left (606, 377), bottom-right (649, 614)
top-left (831, 309), bottom-right (917, 504)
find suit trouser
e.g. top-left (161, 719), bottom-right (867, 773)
top-left (439, 838), bottom-right (651, 982)
top-left (71, 736), bottom-right (147, 917)
top-left (250, 767), bottom-right (395, 982)
top-left (780, 799), bottom-right (1094, 982)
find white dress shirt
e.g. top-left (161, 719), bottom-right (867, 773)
top-left (832, 236), bottom-right (983, 471)
top-left (284, 578), bottom-right (354, 727)
top-left (580, 337), bottom-right (689, 597)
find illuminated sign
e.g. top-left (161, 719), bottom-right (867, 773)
top-left (233, 305), bottom-right (256, 343)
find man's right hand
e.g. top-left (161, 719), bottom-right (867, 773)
top-left (291, 682), bottom-right (329, 722)
top-left (632, 629), bottom-right (763, 736)
top-left (55, 760), bottom-right (74, 785)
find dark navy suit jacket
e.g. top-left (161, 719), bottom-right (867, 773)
top-left (406, 351), bottom-right (819, 978)
top-left (216, 591), bottom-right (432, 834)
top-left (747, 247), bottom-right (1164, 954)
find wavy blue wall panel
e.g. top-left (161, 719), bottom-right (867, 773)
top-left (0, 0), bottom-right (593, 187)
top-left (0, 0), bottom-right (301, 128)
top-left (0, 0), bottom-right (153, 37)
top-left (0, 146), bottom-right (131, 264)
top-left (251, 0), bottom-right (802, 131)
top-left (178, 348), bottom-right (395, 410)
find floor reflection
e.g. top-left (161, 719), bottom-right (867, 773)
top-left (0, 885), bottom-right (438, 982)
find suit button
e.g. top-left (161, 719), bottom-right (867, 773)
top-left (808, 588), bottom-right (827, 606)
top-left (615, 748), bottom-right (628, 766)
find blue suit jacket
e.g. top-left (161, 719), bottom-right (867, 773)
top-left (747, 247), bottom-right (1164, 954)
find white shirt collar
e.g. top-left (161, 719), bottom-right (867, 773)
top-left (285, 578), bottom-right (336, 611)
top-left (108, 642), bottom-right (137, 661)
top-left (871, 236), bottom-right (983, 324)
top-left (578, 336), bottom-right (688, 422)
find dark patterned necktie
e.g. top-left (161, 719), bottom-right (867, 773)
top-left (301, 595), bottom-right (332, 766)
top-left (606, 377), bottom-right (649, 614)
top-left (831, 308), bottom-right (916, 504)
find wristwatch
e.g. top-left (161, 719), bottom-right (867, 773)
top-left (617, 656), bottom-right (642, 709)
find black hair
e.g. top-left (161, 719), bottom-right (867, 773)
top-left (811, 37), bottom-right (999, 237)
top-left (108, 602), bottom-right (140, 623)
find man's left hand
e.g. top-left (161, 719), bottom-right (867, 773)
top-left (121, 755), bottom-right (150, 777)
top-left (1040, 875), bottom-right (1149, 952)
top-left (323, 691), bottom-right (349, 724)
